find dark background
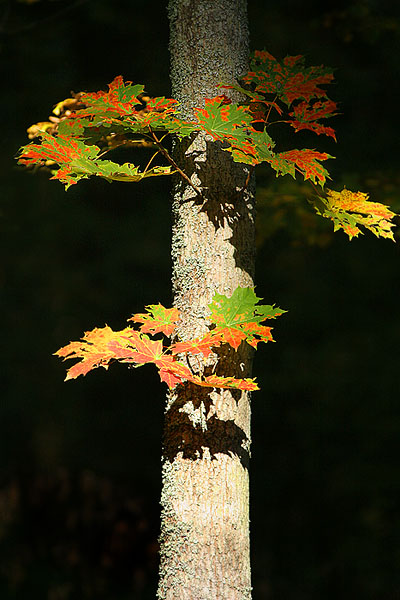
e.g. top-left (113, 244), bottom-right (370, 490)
top-left (1, 0), bottom-right (400, 598)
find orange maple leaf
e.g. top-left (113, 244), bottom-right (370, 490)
top-left (129, 305), bottom-right (180, 337)
top-left (170, 332), bottom-right (221, 358)
top-left (55, 325), bottom-right (137, 381)
top-left (192, 374), bottom-right (259, 392)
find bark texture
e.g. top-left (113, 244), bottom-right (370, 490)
top-left (158, 2), bottom-right (255, 599)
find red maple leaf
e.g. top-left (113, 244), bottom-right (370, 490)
top-left (244, 322), bottom-right (274, 347)
top-left (212, 327), bottom-right (247, 350)
top-left (77, 76), bottom-right (145, 120)
top-left (287, 100), bottom-right (338, 140)
top-left (170, 332), bottom-right (221, 358)
top-left (267, 149), bottom-right (332, 186)
top-left (158, 358), bottom-right (194, 388)
top-left (242, 51), bottom-right (334, 106)
top-left (191, 374), bottom-right (259, 391)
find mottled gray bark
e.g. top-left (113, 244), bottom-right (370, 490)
top-left (157, 2), bottom-right (255, 599)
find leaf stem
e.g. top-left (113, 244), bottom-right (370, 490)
top-left (265, 94), bottom-right (278, 125)
top-left (143, 150), bottom-right (161, 174)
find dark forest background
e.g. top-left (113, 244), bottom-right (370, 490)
top-left (1, 0), bottom-right (400, 598)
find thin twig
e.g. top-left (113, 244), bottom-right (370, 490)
top-left (149, 128), bottom-right (203, 198)
top-left (264, 94), bottom-right (278, 125)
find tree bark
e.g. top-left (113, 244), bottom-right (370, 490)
top-left (158, 2), bottom-right (255, 599)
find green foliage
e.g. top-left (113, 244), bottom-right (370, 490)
top-left (208, 287), bottom-right (285, 349)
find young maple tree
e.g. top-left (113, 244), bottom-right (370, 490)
top-left (17, 2), bottom-right (396, 598)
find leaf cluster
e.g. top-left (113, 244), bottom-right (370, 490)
top-left (18, 52), bottom-right (338, 189)
top-left (17, 51), bottom-right (396, 240)
top-left (55, 288), bottom-right (285, 392)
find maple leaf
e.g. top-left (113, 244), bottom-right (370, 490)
top-left (243, 51), bottom-right (334, 106)
top-left (191, 373), bottom-right (260, 392)
top-left (192, 97), bottom-right (277, 167)
top-left (170, 332), bottom-right (220, 358)
top-left (171, 288), bottom-right (284, 359)
top-left (62, 80), bottom-right (196, 140)
top-left (228, 129), bottom-right (276, 166)
top-left (111, 332), bottom-right (164, 365)
top-left (55, 325), bottom-right (139, 380)
top-left (312, 188), bottom-right (397, 240)
top-left (194, 96), bottom-right (253, 143)
top-left (129, 304), bottom-right (180, 337)
top-left (18, 132), bottom-right (91, 167)
top-left (18, 131), bottom-right (174, 189)
top-left (106, 333), bottom-right (195, 390)
top-left (157, 359), bottom-right (195, 389)
top-left (244, 322), bottom-right (274, 348)
top-left (77, 76), bottom-right (145, 120)
top-left (55, 324), bottom-right (193, 388)
top-left (129, 96), bottom-right (197, 138)
top-left (267, 149), bottom-right (333, 187)
top-left (287, 100), bottom-right (338, 140)
top-left (18, 132), bottom-right (104, 188)
top-left (207, 287), bottom-right (286, 351)
top-left (57, 117), bottom-right (94, 138)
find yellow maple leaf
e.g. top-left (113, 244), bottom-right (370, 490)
top-left (313, 188), bottom-right (397, 241)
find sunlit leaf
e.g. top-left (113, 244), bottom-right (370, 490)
top-left (55, 288), bottom-right (283, 391)
top-left (267, 149), bottom-right (333, 186)
top-left (55, 326), bottom-right (138, 381)
top-left (77, 76), bottom-right (146, 120)
top-left (129, 305), bottom-right (180, 337)
top-left (191, 373), bottom-right (260, 392)
top-left (208, 287), bottom-right (285, 350)
top-left (194, 96), bottom-right (252, 142)
top-left (312, 188), bottom-right (397, 240)
top-left (18, 131), bottom-right (174, 189)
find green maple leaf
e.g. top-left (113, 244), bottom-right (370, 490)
top-left (58, 78), bottom-right (197, 142)
top-left (228, 129), bottom-right (276, 165)
top-left (18, 131), bottom-right (174, 189)
top-left (208, 287), bottom-right (286, 350)
top-left (194, 97), bottom-right (277, 167)
top-left (194, 96), bottom-right (253, 142)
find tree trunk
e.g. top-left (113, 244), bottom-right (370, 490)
top-left (157, 2), bottom-right (255, 599)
